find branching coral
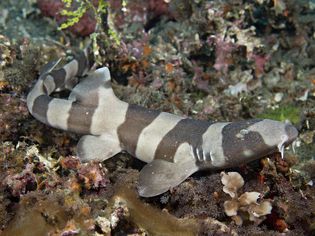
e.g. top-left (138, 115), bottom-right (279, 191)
top-left (221, 172), bottom-right (272, 225)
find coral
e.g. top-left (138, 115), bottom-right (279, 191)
top-left (221, 172), bottom-right (272, 225)
top-left (37, 0), bottom-right (97, 36)
top-left (3, 163), bottom-right (37, 198)
top-left (66, 11), bottom-right (97, 37)
top-left (213, 38), bottom-right (236, 73)
top-left (221, 171), bottom-right (245, 198)
top-left (59, 156), bottom-right (81, 170)
top-left (37, 0), bottom-right (64, 17)
top-left (0, 34), bottom-right (15, 68)
top-left (95, 216), bottom-right (111, 234)
top-left (77, 162), bottom-right (110, 191)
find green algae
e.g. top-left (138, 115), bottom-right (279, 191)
top-left (257, 105), bottom-right (301, 125)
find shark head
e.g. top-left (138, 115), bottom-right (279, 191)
top-left (217, 119), bottom-right (298, 167)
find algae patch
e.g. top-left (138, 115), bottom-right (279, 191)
top-left (257, 105), bottom-right (301, 125)
top-left (1, 192), bottom-right (94, 236)
top-left (109, 187), bottom-right (199, 236)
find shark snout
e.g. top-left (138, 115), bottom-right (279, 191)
top-left (284, 121), bottom-right (298, 146)
top-left (221, 119), bottom-right (299, 166)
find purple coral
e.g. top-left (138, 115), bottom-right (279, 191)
top-left (77, 163), bottom-right (110, 190)
top-left (3, 164), bottom-right (37, 198)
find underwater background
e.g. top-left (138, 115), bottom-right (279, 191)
top-left (0, 0), bottom-right (315, 235)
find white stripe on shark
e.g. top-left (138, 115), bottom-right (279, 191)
top-left (136, 112), bottom-right (183, 162)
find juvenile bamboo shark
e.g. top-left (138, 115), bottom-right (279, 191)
top-left (27, 51), bottom-right (298, 197)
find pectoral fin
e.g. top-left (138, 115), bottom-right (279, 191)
top-left (138, 159), bottom-right (198, 197)
top-left (77, 134), bottom-right (121, 162)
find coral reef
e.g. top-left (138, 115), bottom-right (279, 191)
top-left (0, 0), bottom-right (315, 235)
top-left (3, 163), bottom-right (37, 198)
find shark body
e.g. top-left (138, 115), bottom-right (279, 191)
top-left (27, 51), bottom-right (298, 197)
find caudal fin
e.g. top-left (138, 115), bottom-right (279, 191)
top-left (27, 48), bottom-right (92, 116)
top-left (26, 48), bottom-right (120, 133)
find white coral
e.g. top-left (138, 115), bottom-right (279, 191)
top-left (221, 171), bottom-right (272, 224)
top-left (220, 172), bottom-right (244, 198)
top-left (238, 192), bottom-right (260, 206)
top-left (223, 199), bottom-right (239, 216)
top-left (248, 201), bottom-right (272, 221)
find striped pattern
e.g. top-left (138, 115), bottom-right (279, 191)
top-left (117, 105), bottom-right (161, 158)
top-left (135, 112), bottom-right (183, 162)
top-left (201, 122), bottom-right (229, 167)
top-left (27, 48), bottom-right (299, 197)
top-left (27, 48), bottom-right (91, 131)
top-left (154, 118), bottom-right (211, 162)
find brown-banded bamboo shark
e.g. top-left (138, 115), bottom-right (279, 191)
top-left (27, 51), bottom-right (298, 197)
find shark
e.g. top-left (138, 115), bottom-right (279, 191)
top-left (27, 50), bottom-right (298, 197)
